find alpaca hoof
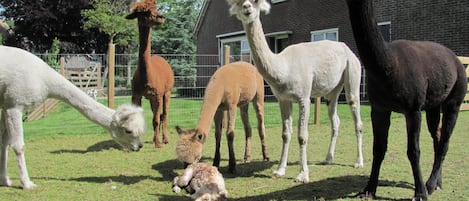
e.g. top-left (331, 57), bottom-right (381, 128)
top-left (426, 180), bottom-right (442, 195)
top-left (22, 181), bottom-right (37, 190)
top-left (263, 157), bottom-right (270, 162)
top-left (355, 191), bottom-right (375, 200)
top-left (294, 172), bottom-right (309, 183)
top-left (243, 159), bottom-right (251, 163)
top-left (412, 196), bottom-right (427, 201)
top-left (273, 169), bottom-right (285, 177)
top-left (154, 143), bottom-right (163, 148)
top-left (0, 176), bottom-right (12, 187)
top-left (354, 162), bottom-right (364, 168)
top-left (162, 138), bottom-right (169, 144)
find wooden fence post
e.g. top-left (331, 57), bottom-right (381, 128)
top-left (314, 97), bottom-right (320, 125)
top-left (222, 45), bottom-right (230, 129)
top-left (60, 57), bottom-right (65, 75)
top-left (108, 43), bottom-right (115, 109)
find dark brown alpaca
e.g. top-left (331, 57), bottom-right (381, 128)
top-left (126, 0), bottom-right (175, 148)
top-left (346, 0), bottom-right (467, 200)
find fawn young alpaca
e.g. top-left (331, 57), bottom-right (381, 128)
top-left (176, 61), bottom-right (269, 173)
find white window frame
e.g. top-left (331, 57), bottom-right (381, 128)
top-left (218, 35), bottom-right (250, 64)
top-left (271, 0), bottom-right (287, 4)
top-left (310, 28), bottom-right (339, 42)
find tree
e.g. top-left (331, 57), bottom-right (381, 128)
top-left (151, 0), bottom-right (203, 94)
top-left (0, 0), bottom-right (104, 52)
top-left (81, 0), bottom-right (137, 52)
top-left (152, 0), bottom-right (202, 55)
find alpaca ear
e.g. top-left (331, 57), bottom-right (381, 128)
top-left (126, 12), bottom-right (138, 19)
top-left (193, 133), bottom-right (206, 143)
top-left (259, 0), bottom-right (271, 14)
top-left (175, 126), bottom-right (184, 134)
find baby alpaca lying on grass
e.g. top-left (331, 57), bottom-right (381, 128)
top-left (172, 163), bottom-right (227, 201)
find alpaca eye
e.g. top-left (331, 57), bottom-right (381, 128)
top-left (125, 129), bottom-right (133, 134)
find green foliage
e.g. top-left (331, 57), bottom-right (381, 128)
top-left (81, 0), bottom-right (137, 47)
top-left (46, 37), bottom-right (61, 68)
top-left (151, 0), bottom-right (202, 55)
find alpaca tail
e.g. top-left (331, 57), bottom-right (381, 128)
top-left (343, 45), bottom-right (362, 105)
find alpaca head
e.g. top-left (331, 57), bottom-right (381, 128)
top-left (0, 20), bottom-right (14, 36)
top-left (175, 126), bottom-right (206, 166)
top-left (126, 0), bottom-right (164, 28)
top-left (226, 0), bottom-right (271, 23)
top-left (110, 104), bottom-right (146, 151)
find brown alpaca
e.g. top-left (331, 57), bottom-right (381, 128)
top-left (126, 0), bottom-right (175, 148)
top-left (176, 61), bottom-right (269, 173)
top-left (172, 162), bottom-right (228, 201)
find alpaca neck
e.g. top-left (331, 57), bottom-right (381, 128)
top-left (346, 0), bottom-right (393, 76)
top-left (243, 19), bottom-right (280, 83)
top-left (137, 25), bottom-right (152, 75)
top-left (49, 77), bottom-right (114, 131)
top-left (195, 90), bottom-right (224, 135)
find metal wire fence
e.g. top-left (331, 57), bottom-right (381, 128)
top-left (30, 53), bottom-right (369, 129)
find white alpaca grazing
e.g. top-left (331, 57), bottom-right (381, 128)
top-left (227, 0), bottom-right (364, 182)
top-left (0, 46), bottom-right (146, 189)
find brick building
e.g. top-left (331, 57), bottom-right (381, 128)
top-left (193, 0), bottom-right (469, 99)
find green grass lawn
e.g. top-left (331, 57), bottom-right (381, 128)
top-left (2, 97), bottom-right (469, 200)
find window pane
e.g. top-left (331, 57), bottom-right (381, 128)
top-left (326, 32), bottom-right (337, 41)
top-left (313, 34), bottom-right (324, 41)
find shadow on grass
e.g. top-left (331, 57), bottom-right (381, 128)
top-left (149, 158), bottom-right (275, 184)
top-left (152, 174), bottom-right (414, 201)
top-left (34, 174), bottom-right (156, 185)
top-left (50, 140), bottom-right (122, 154)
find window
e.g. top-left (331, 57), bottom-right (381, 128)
top-left (219, 36), bottom-right (251, 64)
top-left (378, 21), bottom-right (391, 42)
top-left (310, 28), bottom-right (339, 42)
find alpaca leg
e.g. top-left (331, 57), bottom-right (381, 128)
top-left (4, 108), bottom-right (36, 189)
top-left (150, 99), bottom-right (162, 148)
top-left (239, 104), bottom-right (252, 163)
top-left (320, 95), bottom-right (340, 166)
top-left (424, 107), bottom-right (441, 194)
top-left (360, 108), bottom-right (390, 199)
top-left (343, 54), bottom-right (364, 168)
top-left (405, 111), bottom-right (427, 200)
top-left (226, 104), bottom-right (237, 173)
top-left (294, 98), bottom-right (311, 183)
top-left (350, 100), bottom-right (364, 168)
top-left (213, 109), bottom-right (224, 168)
top-left (253, 96), bottom-right (269, 161)
top-left (426, 103), bottom-right (459, 195)
top-left (273, 100), bottom-right (293, 178)
top-left (0, 111), bottom-right (11, 187)
top-left (344, 90), bottom-right (364, 168)
top-left (161, 92), bottom-right (171, 144)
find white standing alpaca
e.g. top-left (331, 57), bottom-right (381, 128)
top-left (0, 46), bottom-right (146, 189)
top-left (227, 0), bottom-right (363, 182)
